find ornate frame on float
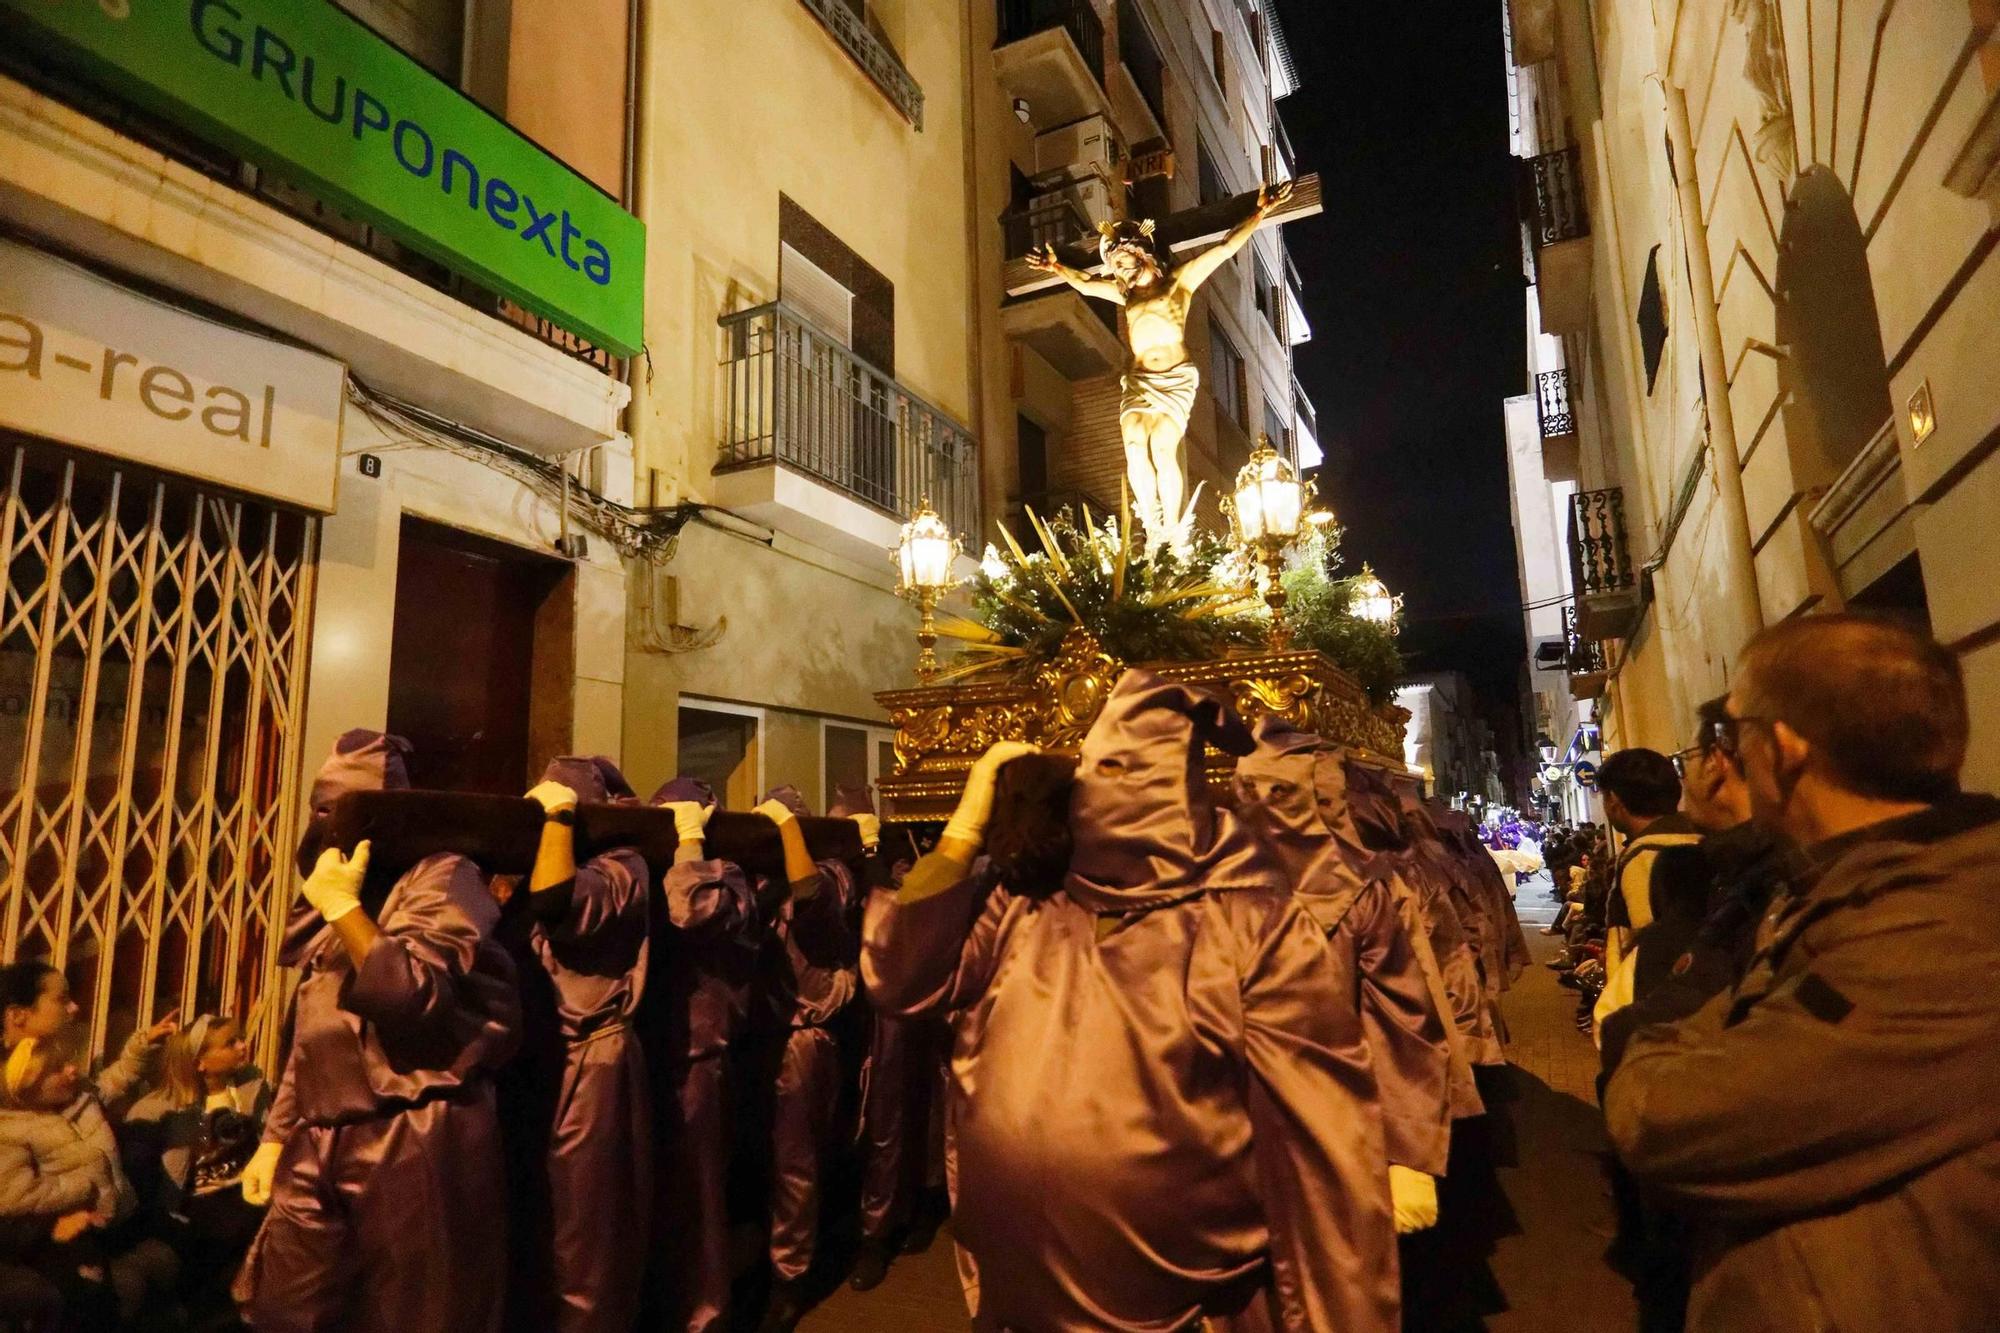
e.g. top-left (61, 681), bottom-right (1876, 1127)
top-left (876, 628), bottom-right (1410, 822)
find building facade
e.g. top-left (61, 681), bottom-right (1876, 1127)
top-left (616, 0), bottom-right (980, 812)
top-left (970, 0), bottom-right (1315, 542)
top-left (1501, 0), bottom-right (2000, 785)
top-left (1, 0), bottom-right (642, 1061)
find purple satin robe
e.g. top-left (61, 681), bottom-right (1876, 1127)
top-left (534, 847), bottom-right (651, 1333)
top-left (856, 1010), bottom-right (948, 1241)
top-left (244, 852), bottom-right (520, 1333)
top-left (760, 856), bottom-right (860, 1279)
top-left (865, 868), bottom-right (1398, 1332)
top-left (1235, 725), bottom-right (1455, 1176)
top-left (646, 850), bottom-right (760, 1333)
top-left (863, 671), bottom-right (1399, 1333)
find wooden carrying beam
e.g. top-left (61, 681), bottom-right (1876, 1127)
top-left (1002, 173), bottom-right (1323, 298)
top-left (326, 791), bottom-right (866, 893)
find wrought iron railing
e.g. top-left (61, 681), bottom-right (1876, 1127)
top-left (798, 0), bottom-right (925, 127)
top-left (1568, 487), bottom-right (1635, 598)
top-left (717, 302), bottom-right (979, 538)
top-left (1564, 602), bottom-right (1607, 675)
top-left (1537, 368), bottom-right (1574, 437)
top-left (998, 0), bottom-right (1106, 83)
top-left (1525, 145), bottom-right (1590, 247)
top-left (1001, 191), bottom-right (1119, 336)
top-left (1003, 190), bottom-right (1095, 257)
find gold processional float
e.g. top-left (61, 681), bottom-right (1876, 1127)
top-left (877, 188), bottom-right (1411, 821)
top-left (876, 446), bottom-right (1411, 824)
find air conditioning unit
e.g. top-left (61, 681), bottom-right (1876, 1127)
top-left (1036, 115), bottom-right (1121, 177)
top-left (1030, 171), bottom-right (1117, 231)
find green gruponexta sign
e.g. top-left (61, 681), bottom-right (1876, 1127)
top-left (6, 0), bottom-right (644, 357)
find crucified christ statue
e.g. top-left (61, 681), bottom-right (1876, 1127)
top-left (1026, 178), bottom-right (1293, 550)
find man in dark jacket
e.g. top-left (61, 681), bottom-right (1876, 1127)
top-left (1598, 699), bottom-right (1793, 1074)
top-left (1605, 614), bottom-right (2000, 1331)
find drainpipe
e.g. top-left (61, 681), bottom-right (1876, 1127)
top-left (960, 0), bottom-right (991, 538)
top-left (1663, 81), bottom-right (1764, 655)
top-left (620, 0), bottom-right (654, 498)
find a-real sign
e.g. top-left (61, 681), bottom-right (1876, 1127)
top-left (5, 0), bottom-right (644, 357)
top-left (0, 238), bottom-right (346, 512)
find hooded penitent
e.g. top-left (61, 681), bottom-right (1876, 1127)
top-left (1064, 671), bottom-right (1282, 909)
top-left (525, 755), bottom-right (652, 1333)
top-left (756, 782), bottom-right (860, 1286)
top-left (1346, 760), bottom-right (1502, 1078)
top-left (863, 668), bottom-right (1399, 1332)
top-left (1235, 717), bottom-right (1453, 1176)
top-left (642, 775), bottom-right (757, 1333)
top-left (242, 731), bottom-right (519, 1333)
top-left (1397, 788), bottom-right (1511, 1052)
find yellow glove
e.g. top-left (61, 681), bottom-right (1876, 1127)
top-left (525, 781), bottom-right (578, 815)
top-left (752, 798), bottom-right (798, 829)
top-left (942, 741), bottom-right (1041, 848)
top-left (301, 842), bottom-right (370, 925)
top-left (241, 1141), bottom-right (284, 1207)
top-left (1388, 1164), bottom-right (1439, 1234)
top-left (849, 812), bottom-right (882, 850)
top-left (662, 800), bottom-right (713, 845)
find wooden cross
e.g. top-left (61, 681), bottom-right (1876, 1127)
top-left (1001, 173), bottom-right (1324, 298)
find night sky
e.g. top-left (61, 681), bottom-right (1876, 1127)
top-left (1276, 2), bottom-right (1530, 757)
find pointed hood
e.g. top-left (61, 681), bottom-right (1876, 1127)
top-left (825, 783), bottom-right (875, 819)
top-left (285, 729), bottom-right (414, 964)
top-left (650, 776), bottom-right (718, 810)
top-left (761, 784), bottom-right (810, 819)
top-left (540, 755), bottom-right (636, 805)
top-left (1344, 759), bottom-right (1411, 854)
top-left (1064, 668), bottom-right (1283, 911)
top-left (1234, 715), bottom-right (1370, 929)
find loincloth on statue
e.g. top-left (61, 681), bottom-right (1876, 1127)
top-left (1119, 362), bottom-right (1200, 429)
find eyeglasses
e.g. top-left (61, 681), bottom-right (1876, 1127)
top-left (1712, 714), bottom-right (1777, 760)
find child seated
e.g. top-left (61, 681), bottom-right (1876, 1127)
top-left (0, 1026), bottom-right (179, 1329)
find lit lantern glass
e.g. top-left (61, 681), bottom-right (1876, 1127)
top-left (1352, 564), bottom-right (1400, 627)
top-left (896, 506), bottom-right (958, 593)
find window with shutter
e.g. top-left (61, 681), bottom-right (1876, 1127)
top-left (781, 244), bottom-right (855, 346)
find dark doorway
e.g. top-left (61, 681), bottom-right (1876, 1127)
top-left (388, 517), bottom-right (572, 794)
top-left (1775, 166), bottom-right (1894, 485)
top-left (1016, 415), bottom-right (1049, 498)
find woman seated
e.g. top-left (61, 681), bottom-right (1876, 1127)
top-left (0, 1024), bottom-right (180, 1329)
top-left (123, 1014), bottom-right (270, 1321)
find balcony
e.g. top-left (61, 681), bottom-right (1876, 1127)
top-left (994, 0), bottom-right (1108, 130)
top-left (1563, 603), bottom-right (1609, 700)
top-left (1293, 381), bottom-right (1322, 468)
top-left (800, 0), bottom-right (925, 127)
top-left (999, 194), bottom-right (1124, 377)
top-left (1524, 146), bottom-right (1592, 334)
top-left (1536, 367), bottom-right (1579, 481)
top-left (1111, 0), bottom-right (1168, 143)
top-left (717, 302), bottom-right (979, 562)
top-left (1567, 487), bottom-right (1641, 641)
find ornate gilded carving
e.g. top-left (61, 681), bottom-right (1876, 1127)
top-left (877, 631), bottom-right (1411, 822)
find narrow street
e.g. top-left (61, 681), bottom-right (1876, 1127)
top-left (801, 872), bottom-right (1636, 1331)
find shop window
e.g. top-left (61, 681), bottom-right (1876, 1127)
top-left (822, 720), bottom-right (897, 808)
top-left (678, 703), bottom-right (763, 812)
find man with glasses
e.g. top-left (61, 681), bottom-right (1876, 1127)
top-left (1605, 614), bottom-right (2000, 1330)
